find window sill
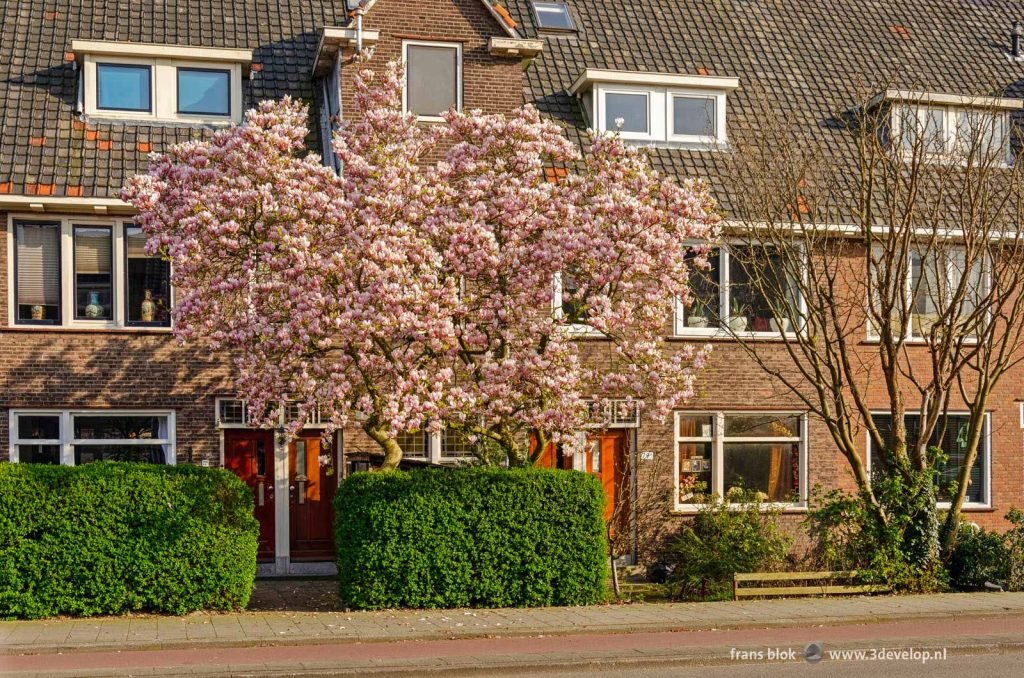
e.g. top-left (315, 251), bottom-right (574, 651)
top-left (862, 336), bottom-right (980, 346)
top-left (624, 139), bottom-right (729, 152)
top-left (671, 330), bottom-right (797, 342)
top-left (3, 324), bottom-right (173, 335)
top-left (672, 503), bottom-right (807, 515)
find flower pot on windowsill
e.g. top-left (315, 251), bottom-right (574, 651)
top-left (728, 316), bottom-right (749, 332)
top-left (770, 317), bottom-right (791, 334)
top-left (687, 316), bottom-right (709, 328)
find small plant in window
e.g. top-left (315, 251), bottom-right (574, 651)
top-left (728, 296), bottom-right (751, 332)
top-left (686, 298), bottom-right (709, 328)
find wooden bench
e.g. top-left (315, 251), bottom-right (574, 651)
top-left (733, 570), bottom-right (892, 600)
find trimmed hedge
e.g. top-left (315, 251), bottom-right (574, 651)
top-left (0, 462), bottom-right (259, 619)
top-left (335, 466), bottom-right (608, 609)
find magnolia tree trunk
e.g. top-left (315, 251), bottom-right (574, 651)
top-left (363, 423), bottom-right (403, 471)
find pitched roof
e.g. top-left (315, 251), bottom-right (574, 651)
top-left (501, 0), bottom-right (1024, 213)
top-left (0, 1), bottom-right (350, 200)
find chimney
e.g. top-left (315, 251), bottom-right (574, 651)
top-left (1012, 21), bottom-right (1023, 58)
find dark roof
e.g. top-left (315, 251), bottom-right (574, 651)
top-left (503, 0), bottom-right (1024, 213)
top-left (0, 1), bottom-right (350, 199)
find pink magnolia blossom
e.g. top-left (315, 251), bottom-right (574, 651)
top-left (122, 60), bottom-right (719, 468)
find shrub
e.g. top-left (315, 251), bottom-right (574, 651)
top-left (947, 521), bottom-right (1010, 590)
top-left (334, 466), bottom-right (607, 609)
top-left (1006, 509), bottom-right (1024, 591)
top-left (0, 462), bottom-right (259, 619)
top-left (664, 489), bottom-right (791, 600)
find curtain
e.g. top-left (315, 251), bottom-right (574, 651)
top-left (16, 223), bottom-right (60, 306)
top-left (157, 416), bottom-right (171, 464)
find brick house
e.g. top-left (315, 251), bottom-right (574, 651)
top-left (2, 0), bottom-right (1023, 573)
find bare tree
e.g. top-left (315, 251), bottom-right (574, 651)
top-left (706, 81), bottom-right (1024, 570)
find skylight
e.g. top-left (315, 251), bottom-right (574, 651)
top-left (532, 1), bottom-right (575, 31)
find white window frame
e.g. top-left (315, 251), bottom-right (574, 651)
top-left (9, 409), bottom-right (176, 466)
top-left (891, 104), bottom-right (1010, 166)
top-left (395, 427), bottom-right (476, 464)
top-left (673, 242), bottom-right (805, 339)
top-left (865, 244), bottom-right (989, 343)
top-left (401, 40), bottom-right (463, 122)
top-left (82, 54), bottom-right (242, 125)
top-left (551, 271), bottom-right (603, 336)
top-left (593, 84), bottom-right (729, 147)
top-left (531, 1), bottom-right (575, 31)
top-left (865, 411), bottom-right (991, 509)
top-left (673, 411), bottom-right (808, 513)
top-left (214, 397), bottom-right (328, 429)
top-left (7, 215), bottom-right (174, 331)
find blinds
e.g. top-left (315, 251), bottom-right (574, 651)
top-left (16, 223), bottom-right (60, 306)
top-left (406, 44), bottom-right (458, 116)
top-left (125, 227), bottom-right (150, 259)
top-left (73, 226), bottom-right (112, 275)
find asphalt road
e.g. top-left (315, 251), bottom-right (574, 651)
top-left (517, 650), bottom-right (1024, 678)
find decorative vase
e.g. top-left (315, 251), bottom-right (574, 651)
top-left (728, 316), bottom-right (749, 332)
top-left (85, 291), bottom-right (104, 319)
top-left (140, 289), bottom-right (155, 322)
top-left (687, 316), bottom-right (709, 328)
top-left (770, 317), bottom-right (791, 334)
top-left (30, 305), bottom-right (44, 320)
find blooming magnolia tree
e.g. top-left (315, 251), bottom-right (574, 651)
top-left (123, 61), bottom-right (718, 468)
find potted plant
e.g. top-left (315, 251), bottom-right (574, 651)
top-left (686, 298), bottom-right (709, 328)
top-left (770, 315), bottom-right (791, 334)
top-left (728, 297), bottom-right (750, 332)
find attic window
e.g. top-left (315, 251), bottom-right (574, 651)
top-left (532, 1), bottom-right (575, 31)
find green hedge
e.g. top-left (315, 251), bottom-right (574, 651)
top-left (335, 466), bottom-right (608, 609)
top-left (0, 462), bottom-right (259, 619)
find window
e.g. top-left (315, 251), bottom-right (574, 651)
top-left (73, 225), bottom-right (113, 320)
top-left (894, 105), bottom-right (1008, 163)
top-left (671, 94), bottom-right (717, 140)
top-left (397, 430), bottom-right (429, 459)
top-left (9, 410), bottom-right (175, 465)
top-left (604, 92), bottom-right (649, 134)
top-left (869, 413), bottom-right (989, 506)
top-left (675, 245), bottom-right (800, 336)
top-left (594, 85), bottom-right (729, 145)
top-left (868, 245), bottom-right (987, 340)
top-left (14, 221), bottom-right (61, 324)
top-left (125, 226), bottom-right (171, 326)
top-left (96, 63), bottom-right (152, 112)
top-left (403, 41), bottom-right (462, 120)
top-left (9, 218), bottom-right (172, 328)
top-left (532, 1), bottom-right (574, 30)
top-left (675, 412), bottom-right (806, 510)
top-left (177, 68), bottom-right (231, 116)
top-left (441, 427), bottom-right (475, 459)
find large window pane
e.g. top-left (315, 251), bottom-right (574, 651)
top-left (441, 427), bottom-right (474, 458)
top-left (605, 93), bottom-right (649, 133)
top-left (15, 222), bottom-right (61, 324)
top-left (723, 443), bottom-right (801, 502)
top-left (677, 441), bottom-right (712, 504)
top-left (97, 64), bottom-right (151, 112)
top-left (677, 414), bottom-right (714, 438)
top-left (74, 226), bottom-right (113, 320)
top-left (397, 430), bottom-right (428, 459)
top-left (177, 68), bottom-right (230, 116)
top-left (871, 414), bottom-right (985, 504)
top-left (673, 96), bottom-right (716, 137)
top-left (19, 445), bottom-right (61, 464)
top-left (682, 249), bottom-right (721, 329)
top-left (533, 1), bottom-right (574, 30)
top-left (406, 44), bottom-right (459, 117)
top-left (728, 246), bottom-right (794, 333)
top-left (125, 226), bottom-right (172, 326)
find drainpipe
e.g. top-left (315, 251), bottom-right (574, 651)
top-left (1013, 21), bottom-right (1023, 58)
top-left (355, 2), bottom-right (365, 54)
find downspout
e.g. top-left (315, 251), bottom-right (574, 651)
top-left (355, 2), bottom-right (364, 54)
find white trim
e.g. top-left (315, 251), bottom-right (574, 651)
top-left (81, 54), bottom-right (243, 125)
top-left (7, 214), bottom-right (173, 331)
top-left (864, 410), bottom-right (992, 509)
top-left (10, 408), bottom-right (176, 466)
top-left (667, 91), bottom-right (728, 146)
top-left (401, 40), bottom-right (463, 122)
top-left (591, 83), bottom-right (730, 147)
top-left (0, 196), bottom-right (134, 214)
top-left (312, 27), bottom-right (381, 75)
top-left (672, 410), bottom-right (808, 513)
top-left (488, 37), bottom-right (544, 58)
top-left (879, 89), bottom-right (1023, 111)
top-left (570, 68), bottom-right (740, 96)
top-left (71, 40), bottom-right (252, 66)
top-left (597, 87), bottom-right (654, 141)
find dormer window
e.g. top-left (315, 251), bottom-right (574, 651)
top-left (881, 90), bottom-right (1020, 164)
top-left (72, 40), bottom-right (251, 125)
top-left (570, 69), bottom-right (739, 148)
top-left (532, 1), bottom-right (575, 31)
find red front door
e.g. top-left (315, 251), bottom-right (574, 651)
top-left (584, 430), bottom-right (629, 523)
top-left (288, 433), bottom-right (337, 561)
top-left (224, 429), bottom-right (276, 562)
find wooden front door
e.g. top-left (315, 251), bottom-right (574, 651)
top-left (584, 430), bottom-right (629, 522)
top-left (288, 433), bottom-right (337, 561)
top-left (224, 429), bottom-right (276, 562)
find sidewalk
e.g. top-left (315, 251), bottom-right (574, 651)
top-left (3, 585), bottom-right (1024, 656)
